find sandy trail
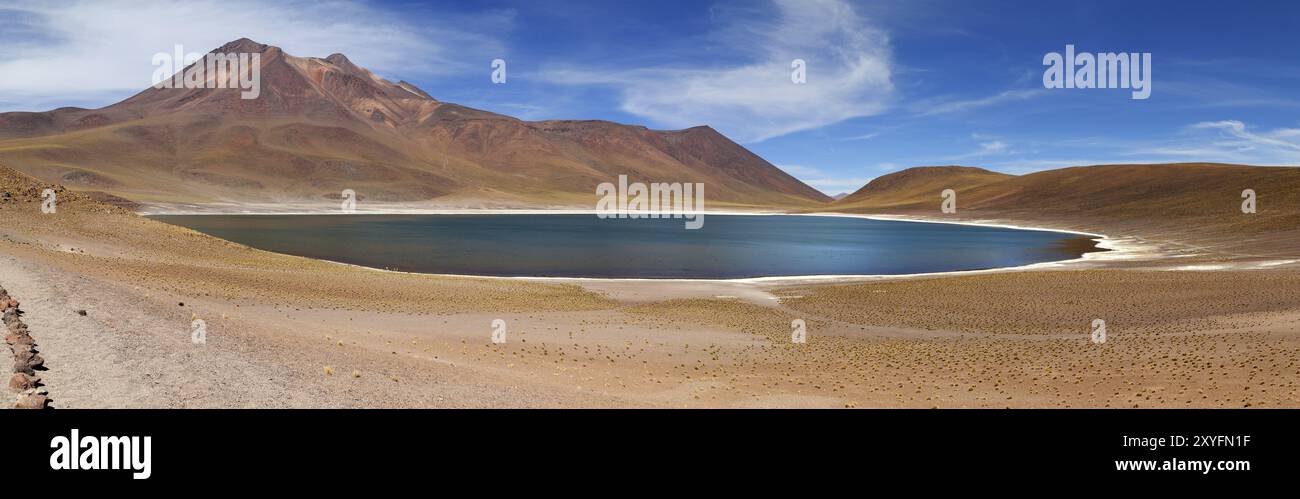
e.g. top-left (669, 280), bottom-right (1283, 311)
top-left (0, 253), bottom-right (334, 408)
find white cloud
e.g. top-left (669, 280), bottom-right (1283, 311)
top-left (1190, 120), bottom-right (1300, 154)
top-left (538, 0), bottom-right (892, 143)
top-left (804, 177), bottom-right (874, 194)
top-left (912, 89), bottom-right (1045, 117)
top-left (840, 132), bottom-right (879, 141)
top-left (974, 120), bottom-right (1300, 169)
top-left (1121, 120), bottom-right (1300, 165)
top-left (777, 164), bottom-right (871, 195)
top-left (0, 0), bottom-right (511, 110)
top-left (943, 139), bottom-right (1012, 161)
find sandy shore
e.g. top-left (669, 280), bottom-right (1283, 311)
top-left (3, 174), bottom-right (1297, 408)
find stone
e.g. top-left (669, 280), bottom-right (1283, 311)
top-left (14, 392), bottom-right (48, 409)
top-left (4, 332), bottom-right (34, 346)
top-left (9, 373), bottom-right (37, 391)
top-left (5, 321), bottom-right (28, 334)
top-left (12, 348), bottom-right (43, 374)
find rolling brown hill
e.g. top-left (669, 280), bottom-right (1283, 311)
top-left (831, 163), bottom-right (1300, 255)
top-left (0, 38), bottom-right (830, 209)
top-left (835, 165), bottom-right (1011, 209)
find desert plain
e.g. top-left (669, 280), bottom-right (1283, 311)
top-left (2, 163), bottom-right (1298, 409)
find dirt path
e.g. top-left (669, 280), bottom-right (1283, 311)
top-left (0, 254), bottom-right (312, 407)
top-left (0, 252), bottom-right (673, 408)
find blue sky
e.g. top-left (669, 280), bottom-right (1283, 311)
top-left (2, 0), bottom-right (1298, 194)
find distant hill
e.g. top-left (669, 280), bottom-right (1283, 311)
top-left (830, 192), bottom-right (849, 201)
top-left (0, 38), bottom-right (830, 209)
top-left (835, 166), bottom-right (1010, 209)
top-left (830, 163), bottom-right (1300, 252)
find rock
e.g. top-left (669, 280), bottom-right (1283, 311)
top-left (12, 348), bottom-right (44, 374)
top-left (9, 373), bottom-right (37, 391)
top-left (4, 332), bottom-right (34, 346)
top-left (12, 342), bottom-right (37, 357)
top-left (76, 309), bottom-right (87, 316)
top-left (14, 392), bottom-right (48, 409)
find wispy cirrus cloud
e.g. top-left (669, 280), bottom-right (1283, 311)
top-left (1123, 120), bottom-right (1300, 165)
top-left (941, 138), bottom-right (1012, 161)
top-left (839, 132), bottom-right (880, 141)
top-left (778, 164), bottom-right (873, 195)
top-left (537, 0), bottom-right (893, 143)
top-left (971, 120), bottom-right (1300, 170)
top-left (1190, 120), bottom-right (1300, 153)
top-left (0, 0), bottom-right (512, 111)
top-left (911, 88), bottom-right (1046, 117)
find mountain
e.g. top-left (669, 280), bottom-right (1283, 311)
top-left (830, 192), bottom-right (849, 201)
top-left (0, 38), bottom-right (830, 208)
top-left (835, 166), bottom-right (1010, 209)
top-left (831, 163), bottom-right (1300, 250)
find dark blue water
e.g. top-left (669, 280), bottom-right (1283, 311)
top-left (151, 214), bottom-right (1099, 279)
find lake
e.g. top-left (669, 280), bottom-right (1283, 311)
top-left (151, 214), bottom-right (1100, 279)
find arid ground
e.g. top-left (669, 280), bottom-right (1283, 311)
top-left (2, 165), bottom-right (1298, 408)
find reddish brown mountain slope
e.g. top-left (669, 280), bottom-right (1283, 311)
top-left (831, 163), bottom-right (1300, 254)
top-left (836, 166), bottom-right (1010, 209)
top-left (0, 38), bottom-right (829, 208)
